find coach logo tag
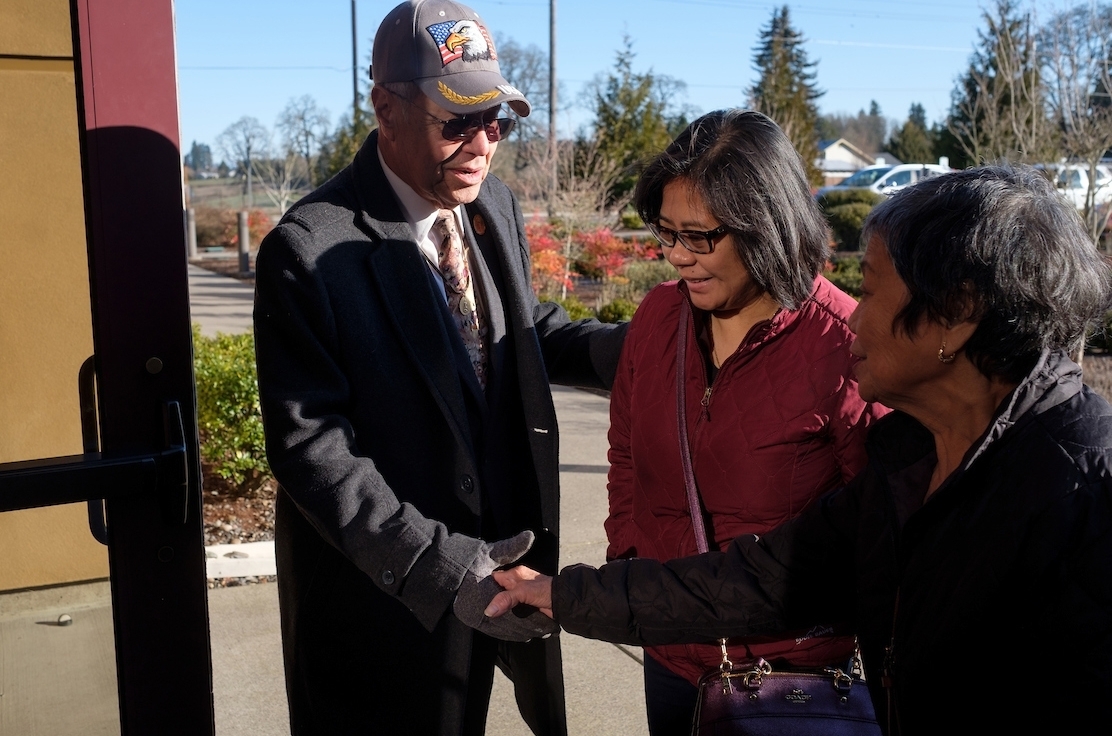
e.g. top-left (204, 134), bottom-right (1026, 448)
top-left (473, 213), bottom-right (487, 235)
top-left (784, 688), bottom-right (812, 703)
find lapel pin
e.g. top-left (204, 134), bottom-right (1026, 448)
top-left (473, 213), bottom-right (487, 236)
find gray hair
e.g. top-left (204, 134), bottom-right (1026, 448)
top-left (862, 163), bottom-right (1112, 381)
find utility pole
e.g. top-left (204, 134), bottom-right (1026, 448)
top-left (548, 0), bottom-right (557, 218)
top-left (352, 0), bottom-right (359, 121)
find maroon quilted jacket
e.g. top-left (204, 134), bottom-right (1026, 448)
top-left (605, 276), bottom-right (889, 684)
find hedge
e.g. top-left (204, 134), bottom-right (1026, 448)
top-left (192, 325), bottom-right (271, 495)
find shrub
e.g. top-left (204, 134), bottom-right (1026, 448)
top-left (193, 207), bottom-right (274, 249)
top-left (824, 202), bottom-right (876, 251)
top-left (527, 218), bottom-right (573, 297)
top-left (620, 207), bottom-right (645, 230)
top-left (240, 209), bottom-right (274, 247)
top-left (598, 298), bottom-right (637, 323)
top-left (194, 206), bottom-right (237, 248)
top-left (824, 253), bottom-right (863, 297)
top-left (575, 228), bottom-right (635, 281)
top-left (552, 295), bottom-right (595, 321)
top-left (815, 189), bottom-right (884, 209)
top-left (621, 257), bottom-right (676, 300)
top-left (192, 325), bottom-right (271, 495)
top-left (816, 189), bottom-right (882, 252)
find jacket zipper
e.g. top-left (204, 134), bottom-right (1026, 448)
top-left (882, 588), bottom-right (901, 735)
top-left (695, 317), bottom-right (774, 423)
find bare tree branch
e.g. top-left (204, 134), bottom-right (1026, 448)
top-left (276, 95), bottom-right (330, 188)
top-left (1041, 2), bottom-right (1112, 244)
top-left (217, 116), bottom-right (269, 208)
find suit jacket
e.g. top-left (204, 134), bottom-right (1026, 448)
top-left (253, 130), bottom-right (626, 735)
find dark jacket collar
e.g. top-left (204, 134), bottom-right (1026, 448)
top-left (350, 129), bottom-right (412, 243)
top-left (868, 349), bottom-right (1083, 496)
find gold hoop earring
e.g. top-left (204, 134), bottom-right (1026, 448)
top-left (938, 341), bottom-right (956, 364)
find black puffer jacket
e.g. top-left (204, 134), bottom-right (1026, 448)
top-left (555, 350), bottom-right (1112, 735)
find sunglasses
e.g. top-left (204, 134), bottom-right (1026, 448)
top-left (645, 222), bottom-right (732, 254)
top-left (384, 88), bottom-right (515, 142)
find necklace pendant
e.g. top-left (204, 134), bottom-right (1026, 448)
top-left (458, 296), bottom-right (473, 316)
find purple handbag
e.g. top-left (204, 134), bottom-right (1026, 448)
top-left (690, 642), bottom-right (880, 736)
top-left (675, 300), bottom-right (881, 736)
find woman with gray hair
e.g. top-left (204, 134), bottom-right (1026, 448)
top-left (487, 163), bottom-right (1112, 734)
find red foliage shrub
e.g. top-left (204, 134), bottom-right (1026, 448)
top-left (194, 207), bottom-right (274, 249)
top-left (526, 217), bottom-right (573, 296)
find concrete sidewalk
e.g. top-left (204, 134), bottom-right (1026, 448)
top-left (188, 262), bottom-right (256, 338)
top-left (200, 264), bottom-right (650, 734)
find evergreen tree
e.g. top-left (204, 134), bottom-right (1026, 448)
top-left (185, 141), bottom-right (213, 173)
top-left (888, 103), bottom-right (937, 163)
top-left (587, 35), bottom-right (688, 202)
top-left (946, 0), bottom-right (1052, 164)
top-left (932, 122), bottom-right (969, 169)
top-left (316, 100), bottom-right (377, 183)
top-left (749, 5), bottom-right (823, 185)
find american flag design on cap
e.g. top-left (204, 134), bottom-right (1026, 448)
top-left (426, 19), bottom-right (497, 67)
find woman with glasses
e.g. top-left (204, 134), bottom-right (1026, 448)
top-left (604, 109), bottom-right (887, 734)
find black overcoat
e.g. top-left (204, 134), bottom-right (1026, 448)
top-left (253, 131), bottom-right (626, 735)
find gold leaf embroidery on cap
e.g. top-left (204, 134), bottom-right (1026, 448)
top-left (438, 81), bottom-right (499, 106)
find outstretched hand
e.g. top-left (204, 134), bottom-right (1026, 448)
top-left (485, 566), bottom-right (555, 619)
top-left (452, 532), bottom-right (559, 642)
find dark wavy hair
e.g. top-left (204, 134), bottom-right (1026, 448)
top-left (633, 109), bottom-right (830, 310)
top-left (862, 163), bottom-right (1112, 382)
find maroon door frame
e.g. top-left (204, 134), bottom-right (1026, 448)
top-left (0, 0), bottom-right (214, 732)
top-left (75, 0), bottom-right (214, 732)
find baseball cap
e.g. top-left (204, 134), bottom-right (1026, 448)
top-left (370, 0), bottom-right (531, 118)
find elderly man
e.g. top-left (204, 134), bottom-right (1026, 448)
top-left (252, 1), bottom-right (625, 734)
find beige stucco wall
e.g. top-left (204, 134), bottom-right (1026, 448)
top-left (0, 0), bottom-right (110, 590)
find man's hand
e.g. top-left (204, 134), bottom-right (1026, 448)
top-left (486, 566), bottom-right (554, 619)
top-left (452, 531), bottom-right (560, 642)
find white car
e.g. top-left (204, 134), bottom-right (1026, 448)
top-left (1046, 164), bottom-right (1112, 211)
top-left (816, 163), bottom-right (953, 199)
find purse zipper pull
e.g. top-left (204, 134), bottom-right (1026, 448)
top-left (718, 638), bottom-right (734, 695)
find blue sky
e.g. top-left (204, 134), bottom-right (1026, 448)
top-left (174, 0), bottom-right (1033, 160)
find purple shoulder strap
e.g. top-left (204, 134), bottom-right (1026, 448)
top-left (676, 298), bottom-right (710, 555)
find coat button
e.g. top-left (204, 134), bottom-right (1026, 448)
top-left (382, 571), bottom-right (395, 585)
top-left (460, 475), bottom-right (474, 493)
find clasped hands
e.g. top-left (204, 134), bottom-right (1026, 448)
top-left (451, 530), bottom-right (557, 642)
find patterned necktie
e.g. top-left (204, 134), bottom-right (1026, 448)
top-left (432, 209), bottom-right (486, 389)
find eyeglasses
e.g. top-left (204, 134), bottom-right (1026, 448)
top-left (383, 87), bottom-right (515, 142)
top-left (646, 222), bottom-right (732, 254)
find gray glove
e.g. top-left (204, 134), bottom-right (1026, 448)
top-left (453, 530), bottom-right (560, 642)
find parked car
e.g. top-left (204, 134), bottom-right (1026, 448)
top-left (1040, 163), bottom-right (1112, 211)
top-left (815, 163), bottom-right (953, 199)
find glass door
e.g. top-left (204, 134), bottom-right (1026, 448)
top-left (0, 0), bottom-right (214, 733)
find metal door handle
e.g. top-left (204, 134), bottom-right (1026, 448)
top-left (80, 356), bottom-right (109, 544)
top-left (0, 401), bottom-right (191, 523)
